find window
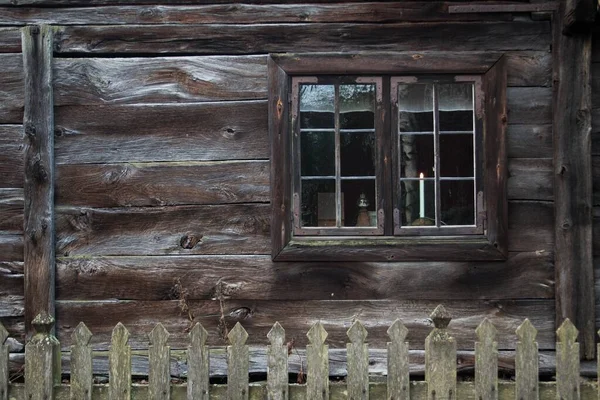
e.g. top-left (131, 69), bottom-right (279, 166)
top-left (269, 53), bottom-right (507, 262)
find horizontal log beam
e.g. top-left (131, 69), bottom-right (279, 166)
top-left (0, 54), bottom-right (24, 123)
top-left (0, 188), bottom-right (23, 233)
top-left (449, 2), bottom-right (558, 13)
top-left (0, 28), bottom-right (20, 53)
top-left (0, 125), bottom-right (24, 188)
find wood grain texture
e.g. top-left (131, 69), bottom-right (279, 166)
top-left (507, 124), bottom-right (552, 158)
top-left (55, 252), bottom-right (555, 301)
top-left (70, 322), bottom-right (93, 400)
top-left (52, 22), bottom-right (551, 54)
top-left (507, 201), bottom-right (554, 252)
top-left (425, 306), bottom-right (456, 400)
top-left (0, 125), bottom-right (24, 188)
top-left (227, 323), bottom-right (249, 400)
top-left (55, 204), bottom-right (270, 256)
top-left (555, 319), bottom-right (580, 400)
top-left (54, 101), bottom-right (268, 164)
top-left (563, 0), bottom-right (597, 33)
top-left (108, 323), bottom-right (131, 400)
top-left (0, 271), bottom-right (23, 317)
top-left (506, 87), bottom-right (552, 125)
top-left (507, 158), bottom-right (553, 201)
top-left (0, 54), bottom-right (24, 123)
top-left (187, 323), bottom-right (209, 400)
top-left (53, 299), bottom-right (556, 351)
top-left (22, 25), bottom-right (55, 337)
top-left (0, 3), bottom-right (513, 26)
top-left (0, 28), bottom-right (20, 53)
top-left (387, 320), bottom-right (409, 400)
top-left (306, 322), bottom-right (329, 400)
top-left (53, 56), bottom-right (267, 105)
top-left (553, 6), bottom-right (595, 359)
top-left (0, 188), bottom-right (23, 233)
top-left (0, 321), bottom-right (7, 400)
top-left (346, 321), bottom-right (369, 400)
top-left (515, 319), bottom-right (539, 400)
top-left (55, 161), bottom-right (269, 207)
top-left (0, 235), bottom-right (23, 262)
top-left (148, 323), bottom-right (171, 400)
top-left (52, 52), bottom-right (550, 107)
top-left (0, 0), bottom-right (535, 5)
top-left (267, 323), bottom-right (287, 400)
top-left (475, 319), bottom-right (498, 400)
top-left (24, 314), bottom-right (59, 400)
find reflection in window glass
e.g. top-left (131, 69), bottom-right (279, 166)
top-left (438, 83), bottom-right (473, 132)
top-left (301, 131), bottom-right (335, 176)
top-left (398, 84), bottom-right (433, 132)
top-left (439, 134), bottom-right (473, 177)
top-left (299, 85), bottom-right (335, 129)
top-left (440, 180), bottom-right (475, 226)
top-left (341, 132), bottom-right (375, 176)
top-left (301, 179), bottom-right (336, 227)
top-left (400, 134), bottom-right (435, 178)
top-left (401, 178), bottom-right (435, 226)
top-left (340, 84), bottom-right (375, 129)
top-left (341, 179), bottom-right (377, 227)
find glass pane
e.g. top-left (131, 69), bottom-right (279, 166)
top-left (300, 179), bottom-right (336, 227)
top-left (439, 134), bottom-right (474, 177)
top-left (340, 84), bottom-right (375, 129)
top-left (400, 134), bottom-right (434, 178)
top-left (301, 131), bottom-right (335, 176)
top-left (440, 180), bottom-right (475, 226)
top-left (400, 179), bottom-right (435, 226)
top-left (438, 83), bottom-right (473, 132)
top-left (398, 84), bottom-right (433, 132)
top-left (299, 84), bottom-right (335, 129)
top-left (341, 131), bottom-right (375, 177)
top-left (341, 179), bottom-right (376, 227)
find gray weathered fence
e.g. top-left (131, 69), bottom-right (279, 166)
top-left (1, 305), bottom-right (598, 399)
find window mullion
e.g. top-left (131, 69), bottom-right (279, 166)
top-left (334, 83), bottom-right (341, 228)
top-left (433, 84), bottom-right (441, 228)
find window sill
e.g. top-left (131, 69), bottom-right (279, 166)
top-left (274, 235), bottom-right (507, 262)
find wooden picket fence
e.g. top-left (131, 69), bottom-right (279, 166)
top-left (0, 305), bottom-right (597, 399)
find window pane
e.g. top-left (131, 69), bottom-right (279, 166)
top-left (301, 179), bottom-right (336, 227)
top-left (301, 131), bottom-right (335, 176)
top-left (400, 179), bottom-right (435, 226)
top-left (341, 179), bottom-right (376, 227)
top-left (398, 84), bottom-right (433, 132)
top-left (299, 84), bottom-right (335, 129)
top-left (439, 134), bottom-right (474, 177)
top-left (340, 84), bottom-right (375, 129)
top-left (400, 134), bottom-right (434, 178)
top-left (440, 180), bottom-right (475, 226)
top-left (341, 131), bottom-right (375, 177)
top-left (438, 83), bottom-right (473, 132)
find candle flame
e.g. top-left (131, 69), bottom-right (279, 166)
top-left (419, 172), bottom-right (424, 178)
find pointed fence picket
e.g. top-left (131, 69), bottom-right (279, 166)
top-left (1, 305), bottom-right (597, 399)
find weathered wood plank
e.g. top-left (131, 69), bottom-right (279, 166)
top-left (0, 321), bottom-right (7, 400)
top-left (475, 319), bottom-right (498, 400)
top-left (0, 271), bottom-right (23, 317)
top-left (347, 321), bottom-right (369, 400)
top-left (507, 124), bottom-right (552, 158)
top-left (53, 299), bottom-right (556, 351)
top-left (506, 87), bottom-right (552, 125)
top-left (307, 322), bottom-right (328, 400)
top-left (25, 313), bottom-right (59, 400)
top-left (425, 306), bottom-right (456, 400)
top-left (0, 188), bottom-right (23, 233)
top-left (109, 323), bottom-right (131, 400)
top-left (267, 323), bottom-right (287, 400)
top-left (0, 125), bottom-right (24, 188)
top-left (54, 102), bottom-right (268, 164)
top-left (555, 319), bottom-right (580, 400)
top-left (55, 251), bottom-right (555, 302)
top-left (55, 204), bottom-right (270, 256)
top-left (0, 28), bottom-right (20, 53)
top-left (187, 323), bottom-right (209, 400)
top-left (387, 320), bottom-right (409, 400)
top-left (0, 0), bottom-right (536, 5)
top-left (53, 22), bottom-right (551, 54)
top-left (55, 161), bottom-right (269, 207)
top-left (507, 158), bottom-right (553, 201)
top-left (0, 3), bottom-right (512, 26)
top-left (227, 323), bottom-right (249, 400)
top-left (70, 322), bottom-right (92, 400)
top-left (0, 235), bottom-right (23, 262)
top-left (515, 319), bottom-right (539, 399)
top-left (53, 57), bottom-right (267, 105)
top-left (0, 54), bottom-right (24, 123)
top-left (148, 324), bottom-right (170, 400)
top-left (52, 52), bottom-right (550, 108)
top-left (22, 25), bottom-right (55, 337)
top-left (554, 5), bottom-right (595, 359)
top-left (563, 0), bottom-right (597, 33)
top-left (507, 200), bottom-right (554, 252)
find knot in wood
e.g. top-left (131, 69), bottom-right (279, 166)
top-left (180, 234), bottom-right (202, 249)
top-left (33, 159), bottom-right (48, 183)
top-left (24, 123), bottom-right (36, 138)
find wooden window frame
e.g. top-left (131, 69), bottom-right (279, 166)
top-left (269, 53), bottom-right (507, 262)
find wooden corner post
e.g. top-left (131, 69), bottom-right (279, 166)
top-left (22, 24), bottom-right (55, 338)
top-left (552, 4), bottom-right (595, 359)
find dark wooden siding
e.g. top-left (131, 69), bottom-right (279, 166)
top-left (0, 6), bottom-right (556, 358)
top-left (592, 34), bottom-right (600, 337)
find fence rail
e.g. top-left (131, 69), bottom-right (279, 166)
top-left (1, 305), bottom-right (598, 399)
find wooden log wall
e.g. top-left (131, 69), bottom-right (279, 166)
top-left (592, 34), bottom-right (600, 356)
top-left (0, 3), bottom-right (559, 372)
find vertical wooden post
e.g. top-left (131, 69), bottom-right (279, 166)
top-left (515, 319), bottom-right (539, 400)
top-left (553, 3), bottom-right (595, 359)
top-left (347, 321), bottom-right (369, 400)
top-left (425, 305), bottom-right (456, 400)
top-left (0, 322), bottom-right (9, 400)
top-left (387, 319), bottom-right (410, 400)
top-left (227, 322), bottom-right (249, 400)
top-left (21, 25), bottom-right (55, 338)
top-left (187, 323), bottom-right (209, 400)
top-left (267, 322), bottom-right (288, 400)
top-left (109, 323), bottom-right (131, 400)
top-left (149, 323), bottom-right (171, 400)
top-left (556, 319), bottom-right (580, 400)
top-left (70, 322), bottom-right (93, 400)
top-left (25, 312), bottom-right (60, 400)
top-left (475, 318), bottom-right (498, 400)
top-left (307, 322), bottom-right (329, 400)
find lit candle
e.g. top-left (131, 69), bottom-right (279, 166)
top-left (419, 172), bottom-right (425, 219)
